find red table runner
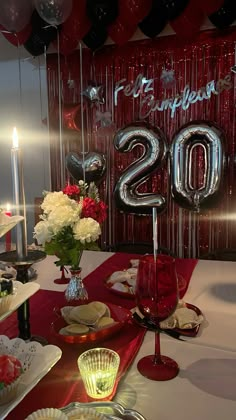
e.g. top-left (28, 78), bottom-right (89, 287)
top-left (0, 253), bottom-right (197, 419)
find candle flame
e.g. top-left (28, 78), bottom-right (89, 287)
top-left (12, 127), bottom-right (18, 148)
top-left (6, 203), bottom-right (11, 212)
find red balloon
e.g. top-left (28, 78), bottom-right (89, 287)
top-left (170, 0), bottom-right (204, 38)
top-left (61, 0), bottom-right (91, 43)
top-left (54, 0), bottom-right (91, 54)
top-left (54, 30), bottom-right (79, 55)
top-left (198, 0), bottom-right (225, 16)
top-left (118, 0), bottom-right (152, 26)
top-left (0, 23), bottom-right (31, 46)
top-left (108, 18), bottom-right (136, 46)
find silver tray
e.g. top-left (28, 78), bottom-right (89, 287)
top-left (61, 401), bottom-right (146, 420)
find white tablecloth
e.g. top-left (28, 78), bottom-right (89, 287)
top-left (33, 252), bottom-right (236, 420)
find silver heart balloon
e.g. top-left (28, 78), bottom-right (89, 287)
top-left (66, 151), bottom-right (106, 183)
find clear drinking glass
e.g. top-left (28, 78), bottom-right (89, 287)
top-left (135, 254), bottom-right (179, 381)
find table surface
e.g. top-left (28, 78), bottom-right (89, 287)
top-left (5, 251), bottom-right (236, 420)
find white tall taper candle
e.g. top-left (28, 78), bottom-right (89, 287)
top-left (11, 127), bottom-right (27, 260)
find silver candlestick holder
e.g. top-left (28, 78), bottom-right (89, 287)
top-left (0, 249), bottom-right (46, 343)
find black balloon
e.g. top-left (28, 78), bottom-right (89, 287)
top-left (24, 11), bottom-right (58, 56)
top-left (209, 0), bottom-right (236, 29)
top-left (86, 0), bottom-right (118, 27)
top-left (139, 1), bottom-right (168, 38)
top-left (159, 0), bottom-right (189, 20)
top-left (31, 9), bottom-right (47, 30)
top-left (83, 25), bottom-right (107, 51)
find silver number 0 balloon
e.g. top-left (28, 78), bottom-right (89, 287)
top-left (170, 121), bottom-right (225, 211)
top-left (113, 122), bottom-right (167, 215)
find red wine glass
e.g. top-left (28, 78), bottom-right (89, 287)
top-left (135, 254), bottom-right (179, 381)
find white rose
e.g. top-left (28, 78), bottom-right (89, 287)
top-left (47, 205), bottom-right (80, 234)
top-left (41, 191), bottom-right (78, 214)
top-left (73, 217), bottom-right (101, 243)
top-left (33, 220), bottom-right (53, 245)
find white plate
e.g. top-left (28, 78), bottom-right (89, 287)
top-left (0, 335), bottom-right (62, 419)
top-left (0, 281), bottom-right (40, 322)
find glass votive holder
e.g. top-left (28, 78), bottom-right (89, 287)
top-left (77, 347), bottom-right (120, 399)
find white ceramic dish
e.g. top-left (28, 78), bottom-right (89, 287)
top-left (0, 281), bottom-right (40, 322)
top-left (0, 335), bottom-right (62, 419)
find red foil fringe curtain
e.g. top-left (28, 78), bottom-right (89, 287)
top-left (46, 28), bottom-right (236, 258)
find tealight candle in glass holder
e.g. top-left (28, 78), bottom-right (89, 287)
top-left (77, 347), bottom-right (120, 399)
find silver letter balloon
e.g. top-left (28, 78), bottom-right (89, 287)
top-left (170, 121), bottom-right (225, 211)
top-left (113, 122), bottom-right (167, 215)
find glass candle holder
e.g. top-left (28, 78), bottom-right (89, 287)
top-left (77, 348), bottom-right (120, 399)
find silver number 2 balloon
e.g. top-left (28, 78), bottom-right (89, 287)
top-left (170, 121), bottom-right (225, 211)
top-left (113, 122), bottom-right (167, 215)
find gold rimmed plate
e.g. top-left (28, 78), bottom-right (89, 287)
top-left (51, 302), bottom-right (131, 344)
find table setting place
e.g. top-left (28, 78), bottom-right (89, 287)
top-left (0, 245), bottom-right (205, 420)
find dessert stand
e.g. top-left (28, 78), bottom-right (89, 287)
top-left (0, 249), bottom-right (46, 343)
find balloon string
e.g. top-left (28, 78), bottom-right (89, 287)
top-left (106, 65), bottom-right (112, 248)
top-left (44, 45), bottom-right (52, 191)
top-left (188, 212), bottom-right (192, 258)
top-left (56, 29), bottom-right (65, 188)
top-left (17, 37), bottom-right (23, 110)
top-left (79, 41), bottom-right (85, 182)
top-left (38, 55), bottom-right (46, 190)
top-left (38, 56), bottom-right (43, 122)
top-left (178, 207), bottom-right (183, 258)
top-left (152, 208), bottom-right (158, 261)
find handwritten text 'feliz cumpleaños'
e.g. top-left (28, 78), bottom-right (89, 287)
top-left (114, 73), bottom-right (233, 119)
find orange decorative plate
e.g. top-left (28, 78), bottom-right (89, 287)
top-left (51, 302), bottom-right (131, 344)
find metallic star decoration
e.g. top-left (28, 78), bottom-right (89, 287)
top-left (83, 84), bottom-right (105, 104)
top-left (95, 110), bottom-right (112, 127)
top-left (67, 72), bottom-right (75, 88)
top-left (67, 78), bottom-right (75, 88)
top-left (160, 68), bottom-right (176, 89)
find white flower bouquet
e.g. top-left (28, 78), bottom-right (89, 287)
top-left (33, 181), bottom-right (107, 269)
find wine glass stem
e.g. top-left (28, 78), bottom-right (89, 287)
top-left (153, 331), bottom-right (163, 365)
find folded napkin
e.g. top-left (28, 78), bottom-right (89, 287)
top-left (0, 212), bottom-right (24, 238)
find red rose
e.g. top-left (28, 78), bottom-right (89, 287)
top-left (81, 198), bottom-right (107, 223)
top-left (62, 184), bottom-right (80, 200)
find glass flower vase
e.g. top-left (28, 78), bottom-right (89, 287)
top-left (65, 268), bottom-right (88, 302)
